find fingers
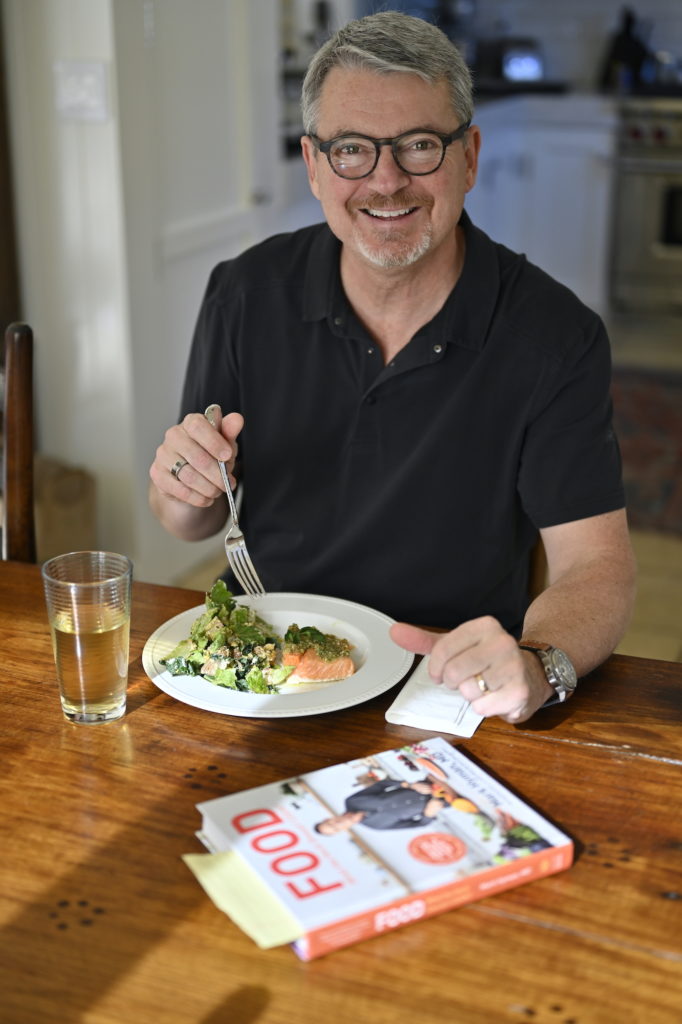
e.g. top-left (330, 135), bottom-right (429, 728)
top-left (150, 437), bottom-right (219, 508)
top-left (203, 406), bottom-right (243, 488)
top-left (149, 410), bottom-right (242, 508)
top-left (221, 411), bottom-right (244, 446)
top-left (204, 405), bottom-right (243, 447)
top-left (391, 618), bottom-right (544, 720)
top-left (406, 616), bottom-right (547, 722)
top-left (389, 622), bottom-right (439, 656)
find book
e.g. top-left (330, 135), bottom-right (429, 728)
top-left (385, 656), bottom-right (484, 736)
top-left (183, 736), bottom-right (573, 960)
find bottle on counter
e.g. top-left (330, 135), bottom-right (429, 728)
top-left (597, 6), bottom-right (651, 94)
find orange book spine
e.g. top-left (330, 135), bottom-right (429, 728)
top-left (294, 840), bottom-right (574, 961)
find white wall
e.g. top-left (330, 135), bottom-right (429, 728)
top-left (2, 0), bottom-right (139, 561)
top-left (1, 0), bottom-right (299, 584)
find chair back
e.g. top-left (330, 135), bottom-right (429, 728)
top-left (528, 536), bottom-right (547, 601)
top-left (2, 322), bottom-right (36, 561)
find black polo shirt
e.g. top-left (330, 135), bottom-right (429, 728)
top-left (180, 213), bottom-right (624, 631)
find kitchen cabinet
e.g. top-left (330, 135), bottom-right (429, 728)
top-left (465, 95), bottom-right (618, 315)
top-left (464, 120), bottom-right (531, 253)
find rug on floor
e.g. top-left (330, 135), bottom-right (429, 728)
top-left (611, 366), bottom-right (682, 535)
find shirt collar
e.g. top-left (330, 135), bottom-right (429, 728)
top-left (301, 211), bottom-right (502, 352)
top-left (302, 225), bottom-right (342, 322)
top-left (445, 209), bottom-right (501, 352)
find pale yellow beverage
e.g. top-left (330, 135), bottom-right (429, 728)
top-left (42, 551), bottom-right (133, 724)
top-left (51, 606), bottom-right (129, 723)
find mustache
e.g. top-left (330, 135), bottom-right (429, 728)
top-left (349, 191), bottom-right (433, 212)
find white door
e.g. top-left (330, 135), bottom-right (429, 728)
top-left (112, 0), bottom-right (285, 581)
top-left (465, 119), bottom-right (531, 253)
top-left (2, 0), bottom-right (286, 582)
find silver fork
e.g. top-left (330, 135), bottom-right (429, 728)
top-left (204, 405), bottom-right (265, 598)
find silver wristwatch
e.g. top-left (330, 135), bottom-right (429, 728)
top-left (518, 640), bottom-right (578, 706)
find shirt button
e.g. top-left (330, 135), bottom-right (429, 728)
top-left (333, 316), bottom-right (343, 326)
top-left (433, 344), bottom-right (443, 354)
top-left (367, 347), bottom-right (374, 355)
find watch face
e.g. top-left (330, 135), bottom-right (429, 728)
top-left (550, 648), bottom-right (578, 690)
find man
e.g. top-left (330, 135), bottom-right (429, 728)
top-left (149, 12), bottom-right (636, 724)
top-left (314, 776), bottom-right (456, 834)
top-left (314, 776), bottom-right (550, 858)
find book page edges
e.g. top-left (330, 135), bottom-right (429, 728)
top-left (294, 839), bottom-right (574, 961)
top-left (182, 850), bottom-right (303, 948)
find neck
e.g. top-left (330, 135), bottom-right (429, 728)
top-left (340, 226), bottom-right (465, 364)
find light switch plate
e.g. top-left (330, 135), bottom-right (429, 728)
top-left (54, 61), bottom-right (109, 122)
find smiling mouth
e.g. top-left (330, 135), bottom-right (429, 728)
top-left (362, 206), bottom-right (418, 219)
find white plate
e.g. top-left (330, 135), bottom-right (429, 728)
top-left (142, 592), bottom-right (414, 718)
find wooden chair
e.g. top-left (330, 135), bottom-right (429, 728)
top-left (528, 536), bottom-right (547, 601)
top-left (1, 321), bottom-right (36, 561)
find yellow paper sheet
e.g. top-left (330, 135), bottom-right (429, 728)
top-left (182, 850), bottom-right (303, 949)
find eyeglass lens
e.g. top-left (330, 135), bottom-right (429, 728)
top-left (329, 131), bottom-right (445, 178)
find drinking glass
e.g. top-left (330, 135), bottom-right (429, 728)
top-left (41, 551), bottom-right (133, 724)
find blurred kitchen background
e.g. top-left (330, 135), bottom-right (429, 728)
top-left (0, 0), bottom-right (680, 660)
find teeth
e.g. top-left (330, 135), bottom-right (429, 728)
top-left (366, 208), bottom-right (413, 218)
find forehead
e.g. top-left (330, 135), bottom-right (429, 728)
top-left (316, 66), bottom-right (455, 136)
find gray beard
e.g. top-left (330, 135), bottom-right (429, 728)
top-left (355, 224), bottom-right (433, 269)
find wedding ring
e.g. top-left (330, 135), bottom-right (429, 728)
top-left (170, 458), bottom-right (189, 480)
top-left (475, 673), bottom-right (489, 694)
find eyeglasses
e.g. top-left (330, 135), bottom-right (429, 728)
top-left (308, 122), bottom-right (471, 180)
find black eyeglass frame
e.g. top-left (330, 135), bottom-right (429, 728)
top-left (308, 121), bottom-right (472, 179)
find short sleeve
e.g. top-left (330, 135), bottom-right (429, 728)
top-left (518, 317), bottom-right (625, 527)
top-left (178, 262), bottom-right (241, 421)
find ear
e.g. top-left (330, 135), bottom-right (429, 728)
top-left (300, 135), bottom-right (322, 200)
top-left (463, 125), bottom-right (482, 194)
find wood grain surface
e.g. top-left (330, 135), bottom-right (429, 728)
top-left (1, 561), bottom-right (680, 1024)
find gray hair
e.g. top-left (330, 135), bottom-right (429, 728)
top-left (301, 11), bottom-right (474, 135)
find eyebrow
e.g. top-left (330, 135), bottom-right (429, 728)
top-left (320, 123), bottom-right (449, 139)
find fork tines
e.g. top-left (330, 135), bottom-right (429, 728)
top-left (225, 539), bottom-right (265, 598)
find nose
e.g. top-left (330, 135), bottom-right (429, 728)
top-left (368, 142), bottom-right (411, 193)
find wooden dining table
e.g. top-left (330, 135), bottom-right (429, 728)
top-left (1, 560), bottom-right (680, 1024)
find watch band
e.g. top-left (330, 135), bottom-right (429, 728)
top-left (519, 640), bottom-right (578, 706)
top-left (518, 640), bottom-right (551, 653)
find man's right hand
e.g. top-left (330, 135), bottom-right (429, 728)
top-left (148, 408), bottom-right (244, 540)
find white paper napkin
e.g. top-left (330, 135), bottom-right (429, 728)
top-left (385, 657), bottom-right (484, 738)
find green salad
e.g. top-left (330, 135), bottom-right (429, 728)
top-left (161, 580), bottom-right (295, 693)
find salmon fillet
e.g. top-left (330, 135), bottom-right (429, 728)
top-left (282, 647), bottom-right (355, 682)
top-left (282, 624), bottom-right (355, 683)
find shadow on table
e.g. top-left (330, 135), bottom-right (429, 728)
top-left (0, 710), bottom-right (275, 1022)
top-left (200, 986), bottom-right (270, 1024)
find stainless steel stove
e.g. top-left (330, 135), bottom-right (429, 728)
top-left (610, 98), bottom-right (682, 312)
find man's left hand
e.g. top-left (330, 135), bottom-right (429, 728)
top-left (390, 617), bottom-right (553, 723)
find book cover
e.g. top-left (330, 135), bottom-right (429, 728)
top-left (186, 737), bottom-right (573, 960)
